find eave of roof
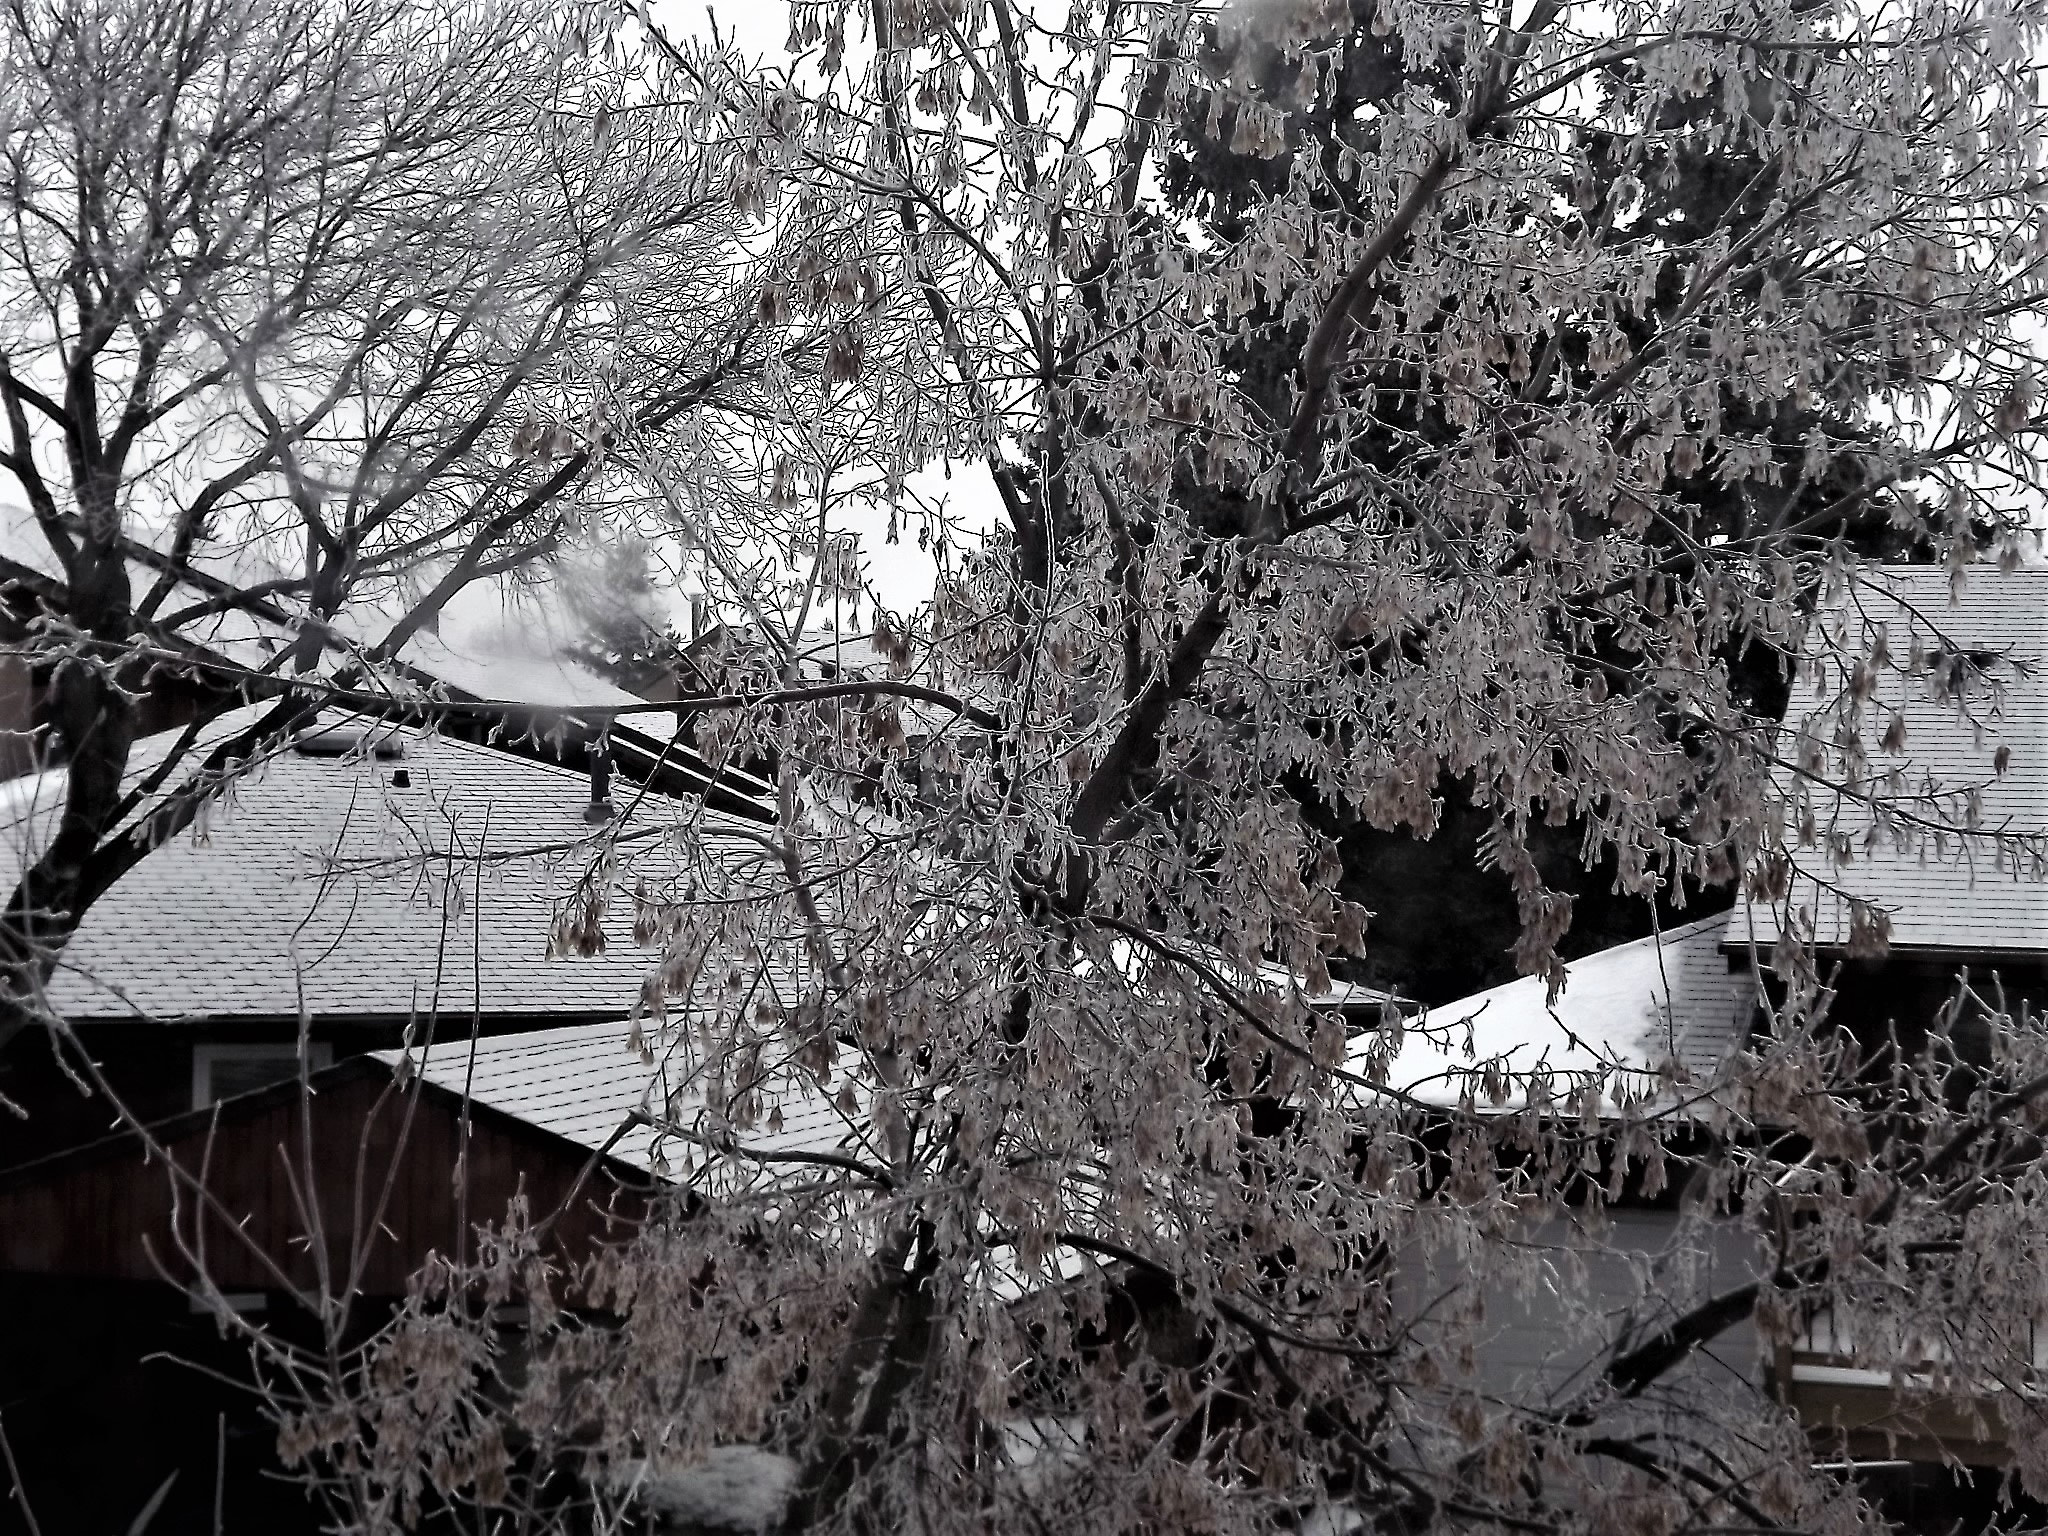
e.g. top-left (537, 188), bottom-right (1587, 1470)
top-left (375, 1018), bottom-right (859, 1180)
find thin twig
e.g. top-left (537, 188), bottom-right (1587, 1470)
top-left (0, 1410), bottom-right (44, 1536)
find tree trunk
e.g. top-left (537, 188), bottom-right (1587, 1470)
top-left (779, 1226), bottom-right (937, 1534)
top-left (0, 536), bottom-right (134, 1052)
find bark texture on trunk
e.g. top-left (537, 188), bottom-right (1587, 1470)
top-left (779, 1225), bottom-right (938, 1534)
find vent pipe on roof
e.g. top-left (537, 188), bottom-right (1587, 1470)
top-left (585, 743), bottom-right (613, 822)
top-left (294, 723), bottom-right (404, 760)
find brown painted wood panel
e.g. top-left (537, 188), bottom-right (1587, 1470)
top-left (0, 1061), bottom-right (644, 1296)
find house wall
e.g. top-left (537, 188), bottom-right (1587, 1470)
top-left (0, 1065), bottom-right (646, 1295)
top-left (0, 1022), bottom-right (197, 1169)
top-left (0, 1016), bottom-right (624, 1170)
top-left (0, 1271), bottom-right (334, 1536)
top-left (1833, 953), bottom-right (2048, 1052)
top-left (1398, 1205), bottom-right (1766, 1407)
top-left (1758, 952), bottom-right (2048, 1059)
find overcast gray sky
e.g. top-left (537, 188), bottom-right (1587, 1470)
top-left (671, 0), bottom-right (790, 58)
top-left (655, 0), bottom-right (1009, 614)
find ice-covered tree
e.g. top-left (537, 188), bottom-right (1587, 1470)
top-left (224, 0), bottom-right (2048, 1529)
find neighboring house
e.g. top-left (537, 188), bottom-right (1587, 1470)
top-left (0, 708), bottom-right (810, 1534)
top-left (1363, 911), bottom-right (1770, 1464)
top-left (1365, 565), bottom-right (2048, 1518)
top-left (1744, 565), bottom-right (2048, 1472)
top-left (0, 519), bottom-right (793, 1528)
top-left (0, 1017), bottom-right (855, 1536)
top-left (0, 704), bottom-right (779, 1167)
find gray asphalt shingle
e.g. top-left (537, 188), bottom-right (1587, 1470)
top-left (1733, 565), bottom-right (2048, 953)
top-left (0, 708), bottom-right (765, 1024)
top-left (383, 1019), bottom-right (860, 1176)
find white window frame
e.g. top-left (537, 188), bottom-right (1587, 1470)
top-left (187, 1288), bottom-right (267, 1316)
top-left (190, 1041), bottom-right (332, 1110)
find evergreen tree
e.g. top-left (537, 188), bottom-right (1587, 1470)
top-left (1151, 3), bottom-right (1993, 1000)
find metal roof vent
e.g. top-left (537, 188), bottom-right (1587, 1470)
top-left (293, 724), bottom-right (406, 760)
top-left (584, 745), bottom-right (613, 822)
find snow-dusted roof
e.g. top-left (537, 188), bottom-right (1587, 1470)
top-left (380, 1019), bottom-right (859, 1178)
top-left (340, 587), bottom-right (650, 710)
top-left (788, 626), bottom-right (896, 679)
top-left (0, 708), bottom-right (775, 1024)
top-left (1733, 565), bottom-right (2048, 955)
top-left (0, 503), bottom-right (645, 713)
top-left (1361, 912), bottom-right (1755, 1109)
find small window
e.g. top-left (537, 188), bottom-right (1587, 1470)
top-left (191, 1043), bottom-right (332, 1109)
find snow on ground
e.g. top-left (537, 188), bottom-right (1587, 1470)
top-left (623, 1447), bottom-right (798, 1533)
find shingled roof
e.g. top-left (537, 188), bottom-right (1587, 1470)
top-left (0, 707), bottom-right (779, 1025)
top-left (381, 1018), bottom-right (860, 1179)
top-left (1733, 564), bottom-right (2048, 955)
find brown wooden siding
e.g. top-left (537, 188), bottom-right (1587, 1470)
top-left (0, 1060), bottom-right (645, 1295)
top-left (0, 1025), bottom-right (198, 1170)
top-left (0, 1018), bottom-right (643, 1171)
